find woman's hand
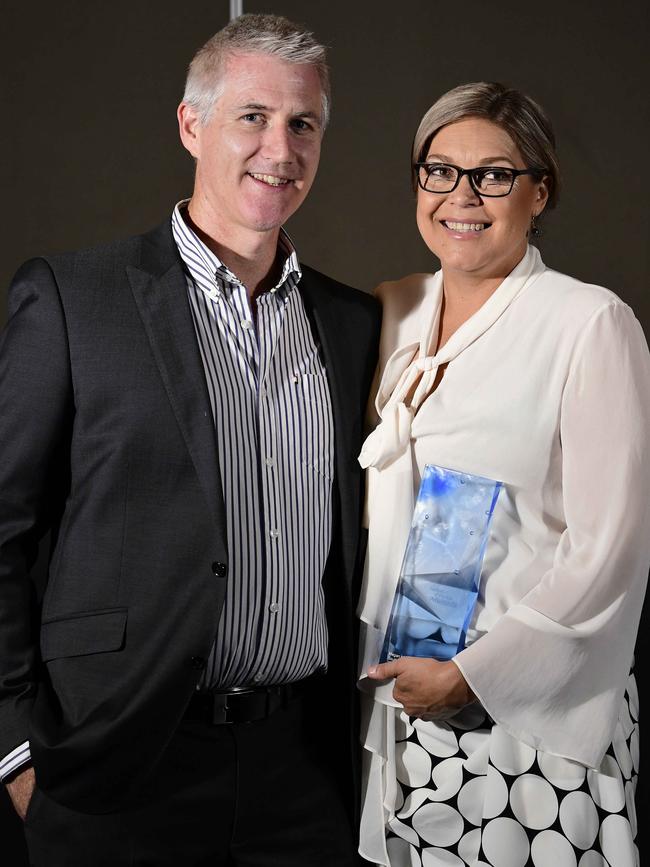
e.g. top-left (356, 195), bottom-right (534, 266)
top-left (367, 658), bottom-right (476, 720)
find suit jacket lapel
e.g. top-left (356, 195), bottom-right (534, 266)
top-left (126, 223), bottom-right (225, 535)
top-left (299, 270), bottom-right (362, 586)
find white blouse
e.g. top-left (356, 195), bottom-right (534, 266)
top-left (357, 245), bottom-right (650, 768)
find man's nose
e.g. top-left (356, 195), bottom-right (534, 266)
top-left (261, 124), bottom-right (293, 164)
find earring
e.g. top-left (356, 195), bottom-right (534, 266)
top-left (531, 214), bottom-right (542, 237)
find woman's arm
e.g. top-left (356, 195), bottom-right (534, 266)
top-left (451, 300), bottom-right (650, 767)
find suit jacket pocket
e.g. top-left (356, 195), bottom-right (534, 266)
top-left (40, 608), bottom-right (127, 662)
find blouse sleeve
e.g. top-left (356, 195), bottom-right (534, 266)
top-left (454, 299), bottom-right (650, 767)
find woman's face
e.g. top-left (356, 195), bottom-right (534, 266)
top-left (416, 117), bottom-right (549, 283)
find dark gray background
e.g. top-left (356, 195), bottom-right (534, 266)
top-left (1, 0), bottom-right (648, 861)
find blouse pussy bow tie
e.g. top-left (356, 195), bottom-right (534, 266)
top-left (358, 246), bottom-right (543, 473)
top-left (358, 351), bottom-right (441, 471)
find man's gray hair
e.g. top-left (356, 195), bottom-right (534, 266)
top-left (183, 13), bottom-right (330, 129)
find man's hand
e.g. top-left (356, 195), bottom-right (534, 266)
top-left (5, 766), bottom-right (36, 821)
top-left (367, 657), bottom-right (476, 720)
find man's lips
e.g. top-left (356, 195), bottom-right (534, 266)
top-left (247, 172), bottom-right (296, 187)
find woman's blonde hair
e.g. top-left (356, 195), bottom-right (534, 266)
top-left (412, 82), bottom-right (560, 208)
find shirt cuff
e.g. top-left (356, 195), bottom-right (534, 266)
top-left (0, 741), bottom-right (31, 782)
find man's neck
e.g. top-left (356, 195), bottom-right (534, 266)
top-left (185, 201), bottom-right (282, 299)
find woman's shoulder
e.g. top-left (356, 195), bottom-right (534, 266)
top-left (374, 273), bottom-right (440, 366)
top-left (373, 272), bottom-right (438, 310)
top-left (523, 262), bottom-right (645, 359)
top-left (533, 264), bottom-right (630, 320)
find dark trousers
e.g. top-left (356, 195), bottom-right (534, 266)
top-left (23, 694), bottom-right (357, 866)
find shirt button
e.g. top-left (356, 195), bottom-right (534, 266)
top-left (292, 374), bottom-right (299, 384)
top-left (190, 656), bottom-right (206, 670)
top-left (269, 602), bottom-right (280, 614)
top-left (211, 561), bottom-right (227, 577)
top-left (253, 673), bottom-right (265, 683)
top-left (269, 529), bottom-right (279, 539)
top-left (241, 319), bottom-right (253, 330)
top-left (265, 456), bottom-right (275, 467)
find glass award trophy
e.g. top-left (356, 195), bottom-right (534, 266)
top-left (379, 464), bottom-right (502, 663)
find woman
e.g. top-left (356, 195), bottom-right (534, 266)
top-left (357, 82), bottom-right (650, 867)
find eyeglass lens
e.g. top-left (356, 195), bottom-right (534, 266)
top-left (419, 164), bottom-right (516, 195)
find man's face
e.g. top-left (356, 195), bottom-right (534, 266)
top-left (179, 52), bottom-right (323, 241)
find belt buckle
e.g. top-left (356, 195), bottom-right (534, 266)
top-left (211, 686), bottom-right (268, 724)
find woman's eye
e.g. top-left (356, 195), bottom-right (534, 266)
top-left (429, 165), bottom-right (454, 179)
top-left (483, 169), bottom-right (511, 183)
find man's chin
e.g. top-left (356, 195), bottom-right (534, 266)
top-left (246, 210), bottom-right (300, 234)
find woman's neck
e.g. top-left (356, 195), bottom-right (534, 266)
top-left (435, 271), bottom-right (503, 353)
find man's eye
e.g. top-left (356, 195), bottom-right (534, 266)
top-left (291, 118), bottom-right (313, 132)
top-left (242, 113), bottom-right (262, 123)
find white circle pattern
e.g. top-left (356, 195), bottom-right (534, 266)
top-left (577, 853), bottom-right (608, 867)
top-left (482, 817), bottom-right (530, 867)
top-left (489, 726), bottom-right (536, 775)
top-left (530, 830), bottom-right (577, 867)
top-left (429, 757), bottom-right (464, 801)
top-left (483, 764), bottom-right (509, 819)
top-left (586, 756), bottom-right (625, 813)
top-left (456, 777), bottom-right (485, 826)
top-left (411, 803), bottom-right (464, 848)
top-left (396, 740), bottom-right (433, 788)
top-left (421, 847), bottom-right (464, 866)
top-left (599, 814), bottom-right (636, 867)
top-left (537, 752), bottom-right (586, 791)
top-left (558, 792), bottom-right (599, 850)
top-left (509, 774), bottom-right (559, 830)
top-left (385, 674), bottom-right (639, 867)
top-left (458, 828), bottom-right (481, 864)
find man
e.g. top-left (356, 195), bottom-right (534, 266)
top-left (0, 14), bottom-right (379, 865)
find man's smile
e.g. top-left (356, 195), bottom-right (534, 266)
top-left (247, 172), bottom-right (295, 187)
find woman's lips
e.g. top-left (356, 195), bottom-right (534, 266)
top-left (441, 220), bottom-right (491, 233)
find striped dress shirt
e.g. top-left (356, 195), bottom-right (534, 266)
top-left (171, 203), bottom-right (334, 688)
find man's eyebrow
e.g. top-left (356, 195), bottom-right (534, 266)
top-left (234, 102), bottom-right (269, 111)
top-left (294, 111), bottom-right (322, 124)
top-left (233, 104), bottom-right (322, 124)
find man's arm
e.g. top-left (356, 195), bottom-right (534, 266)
top-left (0, 741), bottom-right (30, 781)
top-left (0, 258), bottom-right (73, 812)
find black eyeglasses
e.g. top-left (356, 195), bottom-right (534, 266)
top-left (414, 162), bottom-right (546, 197)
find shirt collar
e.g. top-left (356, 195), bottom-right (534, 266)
top-left (171, 199), bottom-right (301, 301)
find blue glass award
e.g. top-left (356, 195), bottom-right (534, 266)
top-left (380, 464), bottom-right (502, 662)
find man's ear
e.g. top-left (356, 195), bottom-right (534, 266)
top-left (177, 102), bottom-right (201, 159)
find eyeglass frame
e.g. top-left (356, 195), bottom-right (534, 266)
top-left (413, 161), bottom-right (547, 198)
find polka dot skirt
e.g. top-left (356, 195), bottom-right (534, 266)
top-left (385, 674), bottom-right (639, 867)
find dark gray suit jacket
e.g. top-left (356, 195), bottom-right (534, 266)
top-left (0, 220), bottom-right (380, 813)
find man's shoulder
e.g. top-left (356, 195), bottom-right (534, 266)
top-left (299, 263), bottom-right (380, 315)
top-left (33, 219), bottom-right (177, 281)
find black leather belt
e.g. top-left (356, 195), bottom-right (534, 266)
top-left (184, 678), bottom-right (318, 725)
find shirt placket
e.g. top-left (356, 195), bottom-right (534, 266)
top-left (252, 292), bottom-right (286, 681)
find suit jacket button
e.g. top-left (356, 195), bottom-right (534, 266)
top-left (190, 656), bottom-right (206, 670)
top-left (212, 561), bottom-right (227, 577)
